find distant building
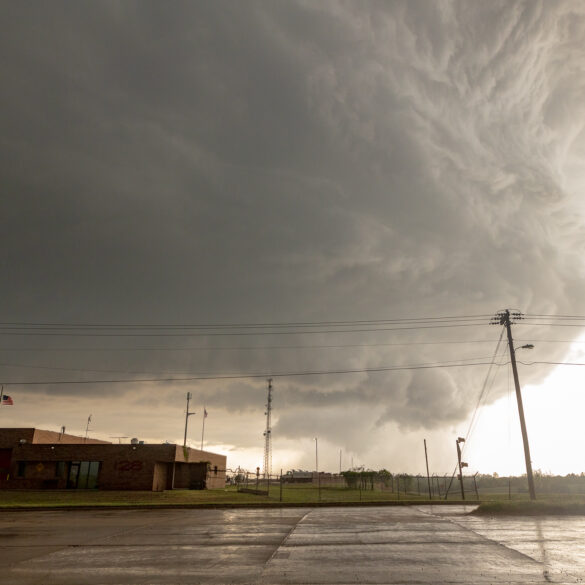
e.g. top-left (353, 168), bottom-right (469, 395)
top-left (0, 428), bottom-right (226, 491)
top-left (283, 469), bottom-right (313, 483)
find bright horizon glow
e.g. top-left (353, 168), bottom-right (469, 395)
top-left (464, 334), bottom-right (585, 476)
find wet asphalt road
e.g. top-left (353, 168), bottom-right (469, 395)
top-left (0, 505), bottom-right (583, 584)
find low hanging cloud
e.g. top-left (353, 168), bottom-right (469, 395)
top-left (2, 1), bottom-right (585, 464)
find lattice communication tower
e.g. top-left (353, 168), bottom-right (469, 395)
top-left (263, 378), bottom-right (273, 478)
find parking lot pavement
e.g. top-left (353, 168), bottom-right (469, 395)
top-left (438, 507), bottom-right (585, 584)
top-left (0, 505), bottom-right (582, 584)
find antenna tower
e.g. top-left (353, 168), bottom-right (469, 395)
top-left (263, 378), bottom-right (273, 479)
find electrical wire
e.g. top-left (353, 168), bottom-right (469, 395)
top-left (464, 329), bottom-right (508, 447)
top-left (0, 314), bottom-right (493, 329)
top-left (0, 323), bottom-right (486, 337)
top-left (0, 354), bottom-right (502, 377)
top-left (443, 327), bottom-right (506, 498)
top-left (0, 339), bottom-right (503, 352)
top-left (0, 359), bottom-right (509, 386)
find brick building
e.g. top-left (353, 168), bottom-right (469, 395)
top-left (0, 428), bottom-right (226, 491)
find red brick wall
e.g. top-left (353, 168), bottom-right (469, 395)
top-left (0, 429), bottom-right (35, 446)
top-left (0, 438), bottom-right (227, 491)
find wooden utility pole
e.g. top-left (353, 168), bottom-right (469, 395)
top-left (497, 310), bottom-right (536, 500)
top-left (183, 392), bottom-right (196, 447)
top-left (424, 439), bottom-right (432, 500)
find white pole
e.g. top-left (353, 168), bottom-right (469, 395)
top-left (315, 437), bottom-right (318, 473)
top-left (183, 392), bottom-right (195, 447)
top-left (200, 406), bottom-right (206, 451)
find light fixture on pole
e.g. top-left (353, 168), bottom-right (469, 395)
top-left (492, 310), bottom-right (536, 500)
top-left (456, 437), bottom-right (467, 500)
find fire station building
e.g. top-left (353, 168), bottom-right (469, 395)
top-left (0, 428), bottom-right (226, 491)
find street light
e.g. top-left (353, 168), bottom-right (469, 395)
top-left (456, 437), bottom-right (467, 500)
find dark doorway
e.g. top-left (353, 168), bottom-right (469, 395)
top-left (0, 449), bottom-right (12, 481)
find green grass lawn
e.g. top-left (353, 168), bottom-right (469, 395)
top-left (0, 486), bottom-right (266, 508)
top-left (0, 485), bottom-right (463, 509)
top-left (473, 495), bottom-right (585, 516)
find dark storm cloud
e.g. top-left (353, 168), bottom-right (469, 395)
top-left (2, 1), bottom-right (585, 447)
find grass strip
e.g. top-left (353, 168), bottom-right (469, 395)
top-left (473, 496), bottom-right (585, 516)
top-left (0, 487), bottom-right (474, 510)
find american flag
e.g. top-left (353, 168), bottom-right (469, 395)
top-left (1, 395), bottom-right (14, 406)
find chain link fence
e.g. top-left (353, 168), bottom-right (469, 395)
top-left (227, 470), bottom-right (585, 502)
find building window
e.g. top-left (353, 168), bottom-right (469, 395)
top-left (68, 461), bottom-right (101, 489)
top-left (55, 461), bottom-right (66, 478)
top-left (214, 465), bottom-right (218, 475)
top-left (17, 461), bottom-right (26, 477)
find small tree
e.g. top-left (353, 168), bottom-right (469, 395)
top-left (377, 469), bottom-right (392, 488)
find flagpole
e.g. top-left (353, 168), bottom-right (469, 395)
top-left (84, 414), bottom-right (92, 443)
top-left (200, 406), bottom-right (206, 451)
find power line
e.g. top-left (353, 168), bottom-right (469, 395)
top-left (443, 327), bottom-right (509, 499)
top-left (464, 328), bottom-right (507, 448)
top-left (524, 314), bottom-right (585, 319)
top-left (517, 323), bottom-right (585, 328)
top-left (519, 360), bottom-right (585, 366)
top-left (0, 353), bottom-right (502, 377)
top-left (0, 323), bottom-right (486, 338)
top-left (0, 359), bottom-right (509, 386)
top-left (0, 314), bottom-right (492, 329)
top-left (0, 339), bottom-right (503, 352)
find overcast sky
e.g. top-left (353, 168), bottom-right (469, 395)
top-left (2, 1), bottom-right (585, 476)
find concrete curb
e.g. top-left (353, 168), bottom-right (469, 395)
top-left (0, 500), bottom-right (479, 512)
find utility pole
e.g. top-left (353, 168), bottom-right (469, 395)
top-left (424, 439), bottom-right (432, 500)
top-left (339, 449), bottom-right (342, 474)
top-left (493, 310), bottom-right (536, 500)
top-left (456, 437), bottom-right (467, 500)
top-left (263, 379), bottom-right (273, 479)
top-left (183, 392), bottom-right (196, 447)
top-left (315, 437), bottom-right (318, 473)
top-left (200, 406), bottom-right (207, 451)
